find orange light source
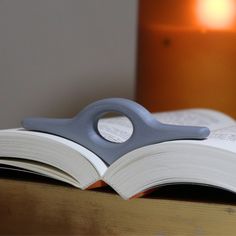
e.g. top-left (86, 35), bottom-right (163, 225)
top-left (197, 0), bottom-right (236, 29)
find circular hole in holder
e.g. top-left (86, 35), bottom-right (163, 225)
top-left (97, 112), bottom-right (133, 143)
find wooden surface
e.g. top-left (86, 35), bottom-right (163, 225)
top-left (1, 172), bottom-right (236, 235)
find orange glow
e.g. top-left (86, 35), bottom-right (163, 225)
top-left (197, 0), bottom-right (236, 29)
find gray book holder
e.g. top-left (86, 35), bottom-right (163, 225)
top-left (22, 98), bottom-right (210, 165)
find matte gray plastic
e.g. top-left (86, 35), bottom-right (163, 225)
top-left (22, 98), bottom-right (210, 165)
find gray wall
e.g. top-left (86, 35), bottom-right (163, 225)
top-left (0, 0), bottom-right (137, 128)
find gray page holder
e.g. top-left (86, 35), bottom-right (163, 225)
top-left (22, 98), bottom-right (210, 165)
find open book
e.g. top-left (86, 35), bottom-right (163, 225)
top-left (0, 108), bottom-right (236, 199)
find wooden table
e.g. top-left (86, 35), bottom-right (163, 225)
top-left (0, 170), bottom-right (236, 235)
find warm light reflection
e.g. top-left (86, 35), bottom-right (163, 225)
top-left (197, 0), bottom-right (236, 29)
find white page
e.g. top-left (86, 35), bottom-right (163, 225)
top-left (170, 124), bottom-right (236, 155)
top-left (98, 109), bottom-right (235, 143)
top-left (0, 129), bottom-right (108, 178)
top-left (0, 159), bottom-right (80, 187)
top-left (209, 125), bottom-right (236, 142)
top-left (153, 109), bottom-right (235, 130)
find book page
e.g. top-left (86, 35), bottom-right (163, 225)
top-left (0, 158), bottom-right (80, 187)
top-left (208, 125), bottom-right (236, 153)
top-left (174, 124), bottom-right (236, 155)
top-left (153, 109), bottom-right (235, 130)
top-left (0, 129), bottom-right (107, 187)
top-left (209, 125), bottom-right (236, 142)
top-left (98, 109), bottom-right (235, 143)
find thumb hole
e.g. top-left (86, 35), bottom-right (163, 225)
top-left (97, 112), bottom-right (133, 143)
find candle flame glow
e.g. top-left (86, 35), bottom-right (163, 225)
top-left (197, 0), bottom-right (236, 29)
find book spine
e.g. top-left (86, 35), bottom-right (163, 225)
top-left (86, 180), bottom-right (107, 189)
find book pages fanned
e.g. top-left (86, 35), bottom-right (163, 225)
top-left (0, 108), bottom-right (236, 199)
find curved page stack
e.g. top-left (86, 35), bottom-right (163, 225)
top-left (0, 108), bottom-right (236, 199)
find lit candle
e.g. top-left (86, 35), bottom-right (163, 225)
top-left (137, 0), bottom-right (236, 117)
top-left (197, 0), bottom-right (235, 29)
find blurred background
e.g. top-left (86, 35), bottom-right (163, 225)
top-left (0, 0), bottom-right (137, 128)
top-left (137, 0), bottom-right (236, 118)
top-left (1, 0), bottom-right (236, 128)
